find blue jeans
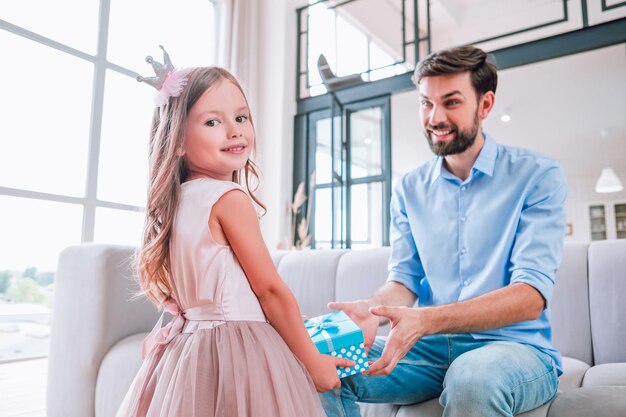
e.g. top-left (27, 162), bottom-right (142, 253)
top-left (320, 334), bottom-right (558, 417)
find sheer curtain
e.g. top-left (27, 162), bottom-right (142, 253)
top-left (217, 0), bottom-right (260, 114)
top-left (215, 0), bottom-right (294, 249)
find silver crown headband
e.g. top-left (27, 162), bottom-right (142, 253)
top-left (137, 45), bottom-right (189, 108)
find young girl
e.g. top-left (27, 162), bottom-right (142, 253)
top-left (116, 57), bottom-right (352, 416)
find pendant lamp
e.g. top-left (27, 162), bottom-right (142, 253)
top-left (595, 129), bottom-right (624, 193)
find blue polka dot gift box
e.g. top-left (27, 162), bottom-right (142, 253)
top-left (305, 310), bottom-right (369, 378)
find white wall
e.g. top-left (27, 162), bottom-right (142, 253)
top-left (391, 44), bottom-right (626, 242)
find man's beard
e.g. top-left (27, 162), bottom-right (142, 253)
top-left (424, 113), bottom-right (480, 156)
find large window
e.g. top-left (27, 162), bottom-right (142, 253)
top-left (300, 0), bottom-right (412, 98)
top-left (308, 97), bottom-right (391, 249)
top-left (0, 0), bottom-right (218, 363)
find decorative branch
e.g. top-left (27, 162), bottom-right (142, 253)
top-left (281, 171), bottom-right (316, 250)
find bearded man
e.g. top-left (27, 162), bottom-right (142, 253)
top-left (321, 45), bottom-right (568, 417)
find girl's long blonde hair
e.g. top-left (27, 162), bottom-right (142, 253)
top-left (138, 67), bottom-right (265, 306)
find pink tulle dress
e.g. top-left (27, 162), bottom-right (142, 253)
top-left (116, 178), bottom-right (325, 417)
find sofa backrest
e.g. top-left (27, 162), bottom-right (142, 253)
top-left (335, 247), bottom-right (392, 302)
top-left (588, 239), bottom-right (626, 365)
top-left (278, 241), bottom-right (610, 365)
top-left (275, 249), bottom-right (348, 317)
top-left (551, 242), bottom-right (593, 365)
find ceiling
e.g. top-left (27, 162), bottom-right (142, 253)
top-left (330, 0), bottom-right (624, 64)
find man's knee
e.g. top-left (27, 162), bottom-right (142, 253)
top-left (441, 363), bottom-right (512, 411)
top-left (439, 342), bottom-right (557, 415)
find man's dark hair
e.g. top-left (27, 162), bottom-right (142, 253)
top-left (413, 46), bottom-right (498, 97)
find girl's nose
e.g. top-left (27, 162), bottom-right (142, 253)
top-left (227, 123), bottom-right (242, 139)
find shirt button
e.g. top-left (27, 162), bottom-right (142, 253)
top-left (461, 186), bottom-right (467, 191)
top-left (463, 280), bottom-right (470, 286)
top-left (461, 247), bottom-right (467, 254)
top-left (461, 216), bottom-right (467, 222)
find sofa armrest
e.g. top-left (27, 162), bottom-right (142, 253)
top-left (47, 244), bottom-right (159, 417)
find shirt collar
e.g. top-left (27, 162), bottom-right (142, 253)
top-left (429, 133), bottom-right (497, 185)
top-left (473, 133), bottom-right (497, 177)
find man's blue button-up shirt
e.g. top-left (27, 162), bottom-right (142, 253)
top-left (388, 134), bottom-right (567, 373)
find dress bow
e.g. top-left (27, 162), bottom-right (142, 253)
top-left (141, 299), bottom-right (185, 359)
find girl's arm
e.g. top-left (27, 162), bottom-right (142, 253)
top-left (212, 189), bottom-right (352, 392)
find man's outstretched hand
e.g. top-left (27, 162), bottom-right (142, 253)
top-left (364, 305), bottom-right (427, 376)
top-left (327, 300), bottom-right (379, 353)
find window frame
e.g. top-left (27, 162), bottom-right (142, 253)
top-left (0, 0), bottom-right (219, 363)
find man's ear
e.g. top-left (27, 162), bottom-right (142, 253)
top-left (479, 91), bottom-right (495, 120)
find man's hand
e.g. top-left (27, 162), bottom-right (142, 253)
top-left (328, 300), bottom-right (379, 353)
top-left (364, 305), bottom-right (427, 376)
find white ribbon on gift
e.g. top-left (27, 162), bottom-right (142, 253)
top-left (306, 315), bottom-right (338, 352)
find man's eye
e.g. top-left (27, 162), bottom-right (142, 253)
top-left (206, 119), bottom-right (219, 127)
top-left (420, 101), bottom-right (431, 108)
top-left (446, 100), bottom-right (459, 106)
top-left (236, 115), bottom-right (248, 123)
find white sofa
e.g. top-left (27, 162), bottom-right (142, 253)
top-left (47, 240), bottom-right (626, 417)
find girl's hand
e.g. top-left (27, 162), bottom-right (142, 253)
top-left (309, 354), bottom-right (354, 393)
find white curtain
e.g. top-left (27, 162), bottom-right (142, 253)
top-left (215, 0), bottom-right (294, 249)
top-left (216, 0), bottom-right (260, 114)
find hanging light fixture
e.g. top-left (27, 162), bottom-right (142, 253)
top-left (500, 107), bottom-right (512, 123)
top-left (596, 168), bottom-right (624, 193)
top-left (595, 129), bottom-right (624, 193)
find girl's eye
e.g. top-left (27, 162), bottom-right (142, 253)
top-left (206, 119), bottom-right (219, 127)
top-left (235, 115), bottom-right (248, 123)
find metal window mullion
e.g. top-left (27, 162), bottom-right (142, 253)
top-left (414, 0), bottom-right (420, 63)
top-left (426, 0), bottom-right (431, 54)
top-left (296, 7), bottom-right (302, 99)
top-left (96, 199), bottom-right (144, 212)
top-left (82, 0), bottom-right (112, 242)
top-left (401, 0), bottom-right (407, 63)
top-left (581, 0), bottom-right (589, 27)
top-left (349, 175), bottom-right (387, 185)
top-left (0, 18), bottom-right (96, 63)
top-left (382, 97), bottom-right (392, 246)
top-left (330, 98), bottom-right (337, 248)
top-left (0, 187), bottom-right (85, 206)
top-left (345, 108), bottom-right (352, 249)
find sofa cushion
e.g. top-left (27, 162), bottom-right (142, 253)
top-left (95, 333), bottom-right (146, 417)
top-left (551, 242), bottom-right (592, 365)
top-left (588, 240), bottom-right (626, 364)
top-left (547, 386), bottom-right (626, 417)
top-left (277, 249), bottom-right (348, 317)
top-left (336, 248), bottom-right (392, 336)
top-left (394, 398), bottom-right (552, 416)
top-left (359, 403), bottom-right (400, 417)
top-left (395, 398), bottom-right (442, 417)
top-left (558, 357), bottom-right (590, 391)
top-left (582, 363), bottom-right (626, 387)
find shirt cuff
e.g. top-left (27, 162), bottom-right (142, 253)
top-left (510, 270), bottom-right (554, 308)
top-left (387, 271), bottom-right (419, 296)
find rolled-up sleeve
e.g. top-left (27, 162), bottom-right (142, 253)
top-left (387, 181), bottom-right (425, 296)
top-left (509, 162), bottom-right (568, 308)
